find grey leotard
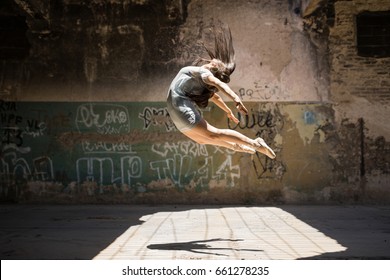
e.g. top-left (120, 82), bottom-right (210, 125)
top-left (166, 66), bottom-right (215, 131)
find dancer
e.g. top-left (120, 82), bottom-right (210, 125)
top-left (166, 24), bottom-right (275, 159)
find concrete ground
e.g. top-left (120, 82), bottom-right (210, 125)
top-left (0, 204), bottom-right (389, 260)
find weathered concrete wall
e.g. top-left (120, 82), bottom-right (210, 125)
top-left (0, 0), bottom-right (389, 204)
top-left (1, 0), bottom-right (329, 102)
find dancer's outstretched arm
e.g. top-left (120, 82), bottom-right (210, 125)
top-left (203, 75), bottom-right (248, 115)
top-left (210, 93), bottom-right (239, 124)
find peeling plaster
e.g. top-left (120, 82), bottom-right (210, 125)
top-left (280, 105), bottom-right (327, 145)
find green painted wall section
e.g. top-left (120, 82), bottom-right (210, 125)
top-left (0, 100), bottom-right (355, 203)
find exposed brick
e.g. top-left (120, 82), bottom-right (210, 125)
top-left (330, 1), bottom-right (390, 104)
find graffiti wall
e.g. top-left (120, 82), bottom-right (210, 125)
top-left (1, 100), bottom-right (388, 204)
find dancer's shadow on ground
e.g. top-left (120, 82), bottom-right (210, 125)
top-left (147, 238), bottom-right (263, 256)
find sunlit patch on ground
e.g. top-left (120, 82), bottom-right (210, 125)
top-left (94, 207), bottom-right (346, 260)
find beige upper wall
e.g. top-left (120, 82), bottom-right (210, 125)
top-left (170, 0), bottom-right (329, 103)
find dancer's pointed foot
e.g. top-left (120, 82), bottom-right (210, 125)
top-left (232, 143), bottom-right (257, 154)
top-left (240, 145), bottom-right (256, 154)
top-left (255, 138), bottom-right (276, 159)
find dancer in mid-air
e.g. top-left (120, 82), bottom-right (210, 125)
top-left (166, 24), bottom-right (275, 159)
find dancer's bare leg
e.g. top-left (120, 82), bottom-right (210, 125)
top-left (183, 129), bottom-right (256, 154)
top-left (182, 119), bottom-right (275, 158)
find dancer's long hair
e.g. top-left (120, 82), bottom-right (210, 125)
top-left (188, 22), bottom-right (236, 108)
top-left (194, 22), bottom-right (236, 83)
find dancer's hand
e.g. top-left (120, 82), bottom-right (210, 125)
top-left (227, 111), bottom-right (239, 124)
top-left (235, 100), bottom-right (248, 115)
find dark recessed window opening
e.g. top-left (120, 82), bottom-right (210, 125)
top-left (0, 16), bottom-right (30, 60)
top-left (356, 11), bottom-right (390, 58)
